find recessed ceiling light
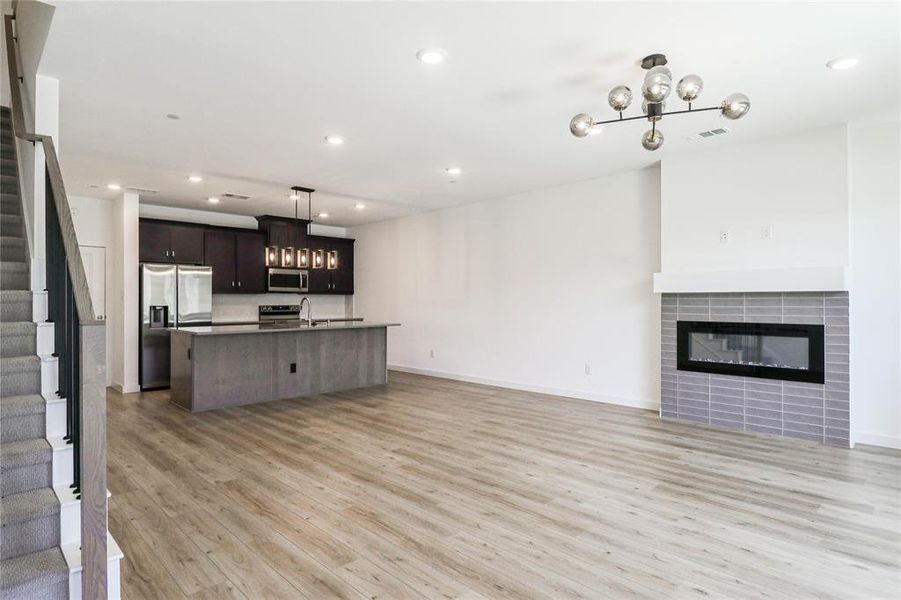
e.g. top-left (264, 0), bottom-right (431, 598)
top-left (445, 166), bottom-right (462, 176)
top-left (208, 197), bottom-right (219, 204)
top-left (416, 48), bottom-right (447, 65)
top-left (188, 175), bottom-right (203, 183)
top-left (107, 183), bottom-right (122, 190)
top-left (325, 135), bottom-right (345, 145)
top-left (318, 212), bottom-right (329, 218)
top-left (355, 203), bottom-right (366, 210)
top-left (826, 57), bottom-right (859, 70)
top-left (166, 113), bottom-right (180, 120)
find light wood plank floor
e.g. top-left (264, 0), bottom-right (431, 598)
top-left (107, 371), bottom-right (901, 599)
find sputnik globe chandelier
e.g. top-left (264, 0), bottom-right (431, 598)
top-left (569, 53), bottom-right (750, 151)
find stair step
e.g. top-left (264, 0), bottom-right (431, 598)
top-left (0, 487), bottom-right (61, 560)
top-left (0, 195), bottom-right (20, 217)
top-left (0, 290), bottom-right (32, 321)
top-left (0, 260), bottom-right (29, 290)
top-left (0, 394), bottom-right (45, 443)
top-left (0, 157), bottom-right (15, 176)
top-left (0, 214), bottom-right (24, 237)
top-left (0, 354), bottom-right (41, 399)
top-left (0, 487), bottom-right (60, 527)
top-left (0, 394), bottom-right (45, 418)
top-left (0, 236), bottom-right (26, 262)
top-left (0, 321), bottom-right (37, 358)
top-left (1, 438), bottom-right (52, 472)
top-left (0, 438), bottom-right (53, 495)
top-left (0, 547), bottom-right (68, 600)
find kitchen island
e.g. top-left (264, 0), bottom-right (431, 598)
top-left (169, 321), bottom-right (399, 412)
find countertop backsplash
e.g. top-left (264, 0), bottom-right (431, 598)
top-left (212, 293), bottom-right (353, 323)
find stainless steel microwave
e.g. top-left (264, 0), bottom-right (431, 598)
top-left (267, 268), bottom-right (308, 293)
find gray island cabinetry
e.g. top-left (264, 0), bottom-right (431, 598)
top-left (169, 322), bottom-right (399, 412)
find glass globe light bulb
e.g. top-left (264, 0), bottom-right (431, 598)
top-left (676, 74), bottom-right (704, 102)
top-left (641, 129), bottom-right (664, 151)
top-left (607, 85), bottom-right (633, 112)
top-left (641, 69), bottom-right (672, 103)
top-left (721, 93), bottom-right (751, 119)
top-left (569, 113), bottom-right (595, 137)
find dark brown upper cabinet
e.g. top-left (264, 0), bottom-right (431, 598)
top-left (255, 215), bottom-right (309, 261)
top-left (308, 235), bottom-right (354, 295)
top-left (139, 220), bottom-right (204, 264)
top-left (203, 229), bottom-right (266, 293)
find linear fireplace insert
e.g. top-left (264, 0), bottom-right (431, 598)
top-left (677, 321), bottom-right (824, 383)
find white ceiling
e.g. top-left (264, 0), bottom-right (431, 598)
top-left (39, 1), bottom-right (899, 227)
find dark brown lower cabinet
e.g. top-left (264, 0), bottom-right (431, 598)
top-left (203, 230), bottom-right (266, 293)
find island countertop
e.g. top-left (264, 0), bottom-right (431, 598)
top-left (169, 321), bottom-right (397, 412)
top-left (172, 321), bottom-right (400, 336)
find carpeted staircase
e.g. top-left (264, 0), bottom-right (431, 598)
top-left (0, 106), bottom-right (70, 599)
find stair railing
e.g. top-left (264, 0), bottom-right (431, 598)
top-left (4, 12), bottom-right (108, 599)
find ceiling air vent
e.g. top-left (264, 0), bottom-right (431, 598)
top-left (221, 192), bottom-right (252, 201)
top-left (687, 127), bottom-right (729, 142)
top-left (124, 186), bottom-right (159, 195)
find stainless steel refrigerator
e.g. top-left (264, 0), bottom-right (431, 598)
top-left (140, 264), bottom-right (212, 390)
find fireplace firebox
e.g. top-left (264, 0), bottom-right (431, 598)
top-left (676, 321), bottom-right (824, 384)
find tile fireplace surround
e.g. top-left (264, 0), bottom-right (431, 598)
top-left (661, 292), bottom-right (849, 446)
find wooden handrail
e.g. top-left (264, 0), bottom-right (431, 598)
top-left (4, 14), bottom-right (99, 326)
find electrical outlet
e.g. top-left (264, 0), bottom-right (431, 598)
top-left (761, 225), bottom-right (774, 240)
top-left (584, 362), bottom-right (591, 376)
top-left (719, 230), bottom-right (730, 243)
top-left (290, 362), bottom-right (296, 373)
top-left (429, 349), bottom-right (436, 359)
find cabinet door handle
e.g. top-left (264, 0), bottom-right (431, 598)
top-left (238, 281), bottom-right (242, 287)
top-left (232, 281), bottom-right (235, 287)
top-left (172, 250), bottom-right (175, 258)
top-left (165, 250), bottom-right (170, 258)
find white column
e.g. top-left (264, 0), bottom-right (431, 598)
top-left (110, 192), bottom-right (140, 393)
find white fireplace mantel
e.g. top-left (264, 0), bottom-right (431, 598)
top-left (652, 265), bottom-right (850, 294)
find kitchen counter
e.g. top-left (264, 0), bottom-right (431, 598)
top-left (169, 322), bottom-right (399, 412)
top-left (175, 321), bottom-right (399, 336)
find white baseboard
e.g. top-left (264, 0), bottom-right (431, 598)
top-left (110, 382), bottom-right (140, 394)
top-left (388, 364), bottom-right (658, 411)
top-left (852, 431), bottom-right (901, 449)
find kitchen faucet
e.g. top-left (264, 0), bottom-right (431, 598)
top-left (300, 296), bottom-right (313, 326)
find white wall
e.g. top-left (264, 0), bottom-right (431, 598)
top-left (69, 195), bottom-right (116, 385)
top-left (848, 120), bottom-right (901, 448)
top-left (660, 125), bottom-right (849, 273)
top-left (350, 167), bottom-right (662, 410)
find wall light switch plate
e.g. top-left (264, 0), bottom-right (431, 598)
top-left (761, 225), bottom-right (774, 240)
top-left (429, 349), bottom-right (435, 359)
top-left (290, 362), bottom-right (297, 373)
top-left (719, 230), bottom-right (730, 243)
top-left (584, 362), bottom-right (592, 376)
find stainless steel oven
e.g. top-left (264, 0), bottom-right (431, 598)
top-left (267, 268), bottom-right (308, 293)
